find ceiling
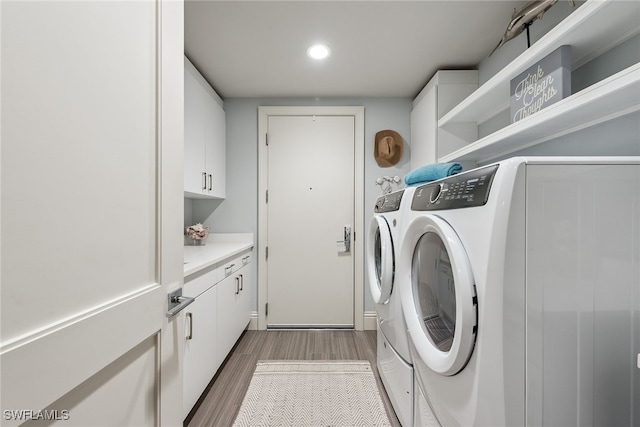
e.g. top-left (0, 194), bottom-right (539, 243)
top-left (184, 0), bottom-right (530, 99)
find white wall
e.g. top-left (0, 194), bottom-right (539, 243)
top-left (189, 97), bottom-right (412, 314)
top-left (571, 32), bottom-right (640, 93)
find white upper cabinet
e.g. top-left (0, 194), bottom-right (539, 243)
top-left (184, 57), bottom-right (226, 199)
top-left (435, 0), bottom-right (640, 165)
top-left (411, 71), bottom-right (478, 169)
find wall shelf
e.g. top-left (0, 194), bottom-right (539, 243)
top-left (439, 63), bottom-right (640, 164)
top-left (438, 0), bottom-right (640, 129)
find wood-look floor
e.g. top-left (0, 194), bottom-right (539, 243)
top-left (185, 329), bottom-right (402, 427)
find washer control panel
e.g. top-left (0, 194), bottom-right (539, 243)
top-left (412, 164), bottom-right (499, 211)
top-left (374, 189), bottom-right (404, 213)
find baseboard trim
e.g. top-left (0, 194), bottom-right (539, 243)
top-left (363, 311), bottom-right (377, 330)
top-left (251, 311), bottom-right (377, 331)
top-left (249, 312), bottom-right (259, 330)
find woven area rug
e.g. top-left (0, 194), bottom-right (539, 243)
top-left (232, 360), bottom-right (392, 427)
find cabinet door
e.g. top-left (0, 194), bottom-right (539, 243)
top-left (184, 57), bottom-right (226, 199)
top-left (184, 60), bottom-right (207, 195)
top-left (204, 95), bottom-right (226, 198)
top-left (236, 262), bottom-right (252, 333)
top-left (216, 273), bottom-right (241, 362)
top-left (411, 84), bottom-right (438, 169)
top-left (183, 285), bottom-right (218, 418)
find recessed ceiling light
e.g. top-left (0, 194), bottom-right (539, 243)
top-left (307, 44), bottom-right (330, 60)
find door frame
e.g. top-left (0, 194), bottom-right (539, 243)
top-left (257, 106), bottom-right (365, 330)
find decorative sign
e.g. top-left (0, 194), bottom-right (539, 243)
top-left (510, 45), bottom-right (571, 123)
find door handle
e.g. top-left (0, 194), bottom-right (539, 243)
top-left (336, 225), bottom-right (351, 253)
top-left (225, 263), bottom-right (235, 275)
top-left (166, 288), bottom-right (195, 317)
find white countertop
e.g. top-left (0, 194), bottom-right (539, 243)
top-left (184, 233), bottom-right (254, 278)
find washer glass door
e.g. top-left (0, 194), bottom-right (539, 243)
top-left (367, 215), bottom-right (394, 304)
top-left (404, 215), bottom-right (476, 376)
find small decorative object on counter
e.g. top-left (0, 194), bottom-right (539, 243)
top-left (185, 223), bottom-right (209, 245)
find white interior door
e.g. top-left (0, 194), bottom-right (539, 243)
top-left (1, 1), bottom-right (184, 425)
top-left (266, 115), bottom-right (355, 327)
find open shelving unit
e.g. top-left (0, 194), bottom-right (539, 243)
top-left (437, 0), bottom-right (640, 164)
top-left (440, 63), bottom-right (640, 163)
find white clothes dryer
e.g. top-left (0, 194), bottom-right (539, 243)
top-left (367, 188), bottom-right (415, 426)
top-left (399, 157), bottom-right (640, 427)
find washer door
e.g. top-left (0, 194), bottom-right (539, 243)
top-left (401, 214), bottom-right (476, 376)
top-left (367, 215), bottom-right (395, 304)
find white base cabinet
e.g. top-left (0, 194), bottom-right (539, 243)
top-left (238, 262), bottom-right (252, 334)
top-left (182, 250), bottom-right (252, 419)
top-left (217, 256), bottom-right (252, 362)
top-left (183, 284), bottom-right (218, 418)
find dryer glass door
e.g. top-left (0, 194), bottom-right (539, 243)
top-left (404, 215), bottom-right (476, 376)
top-left (414, 232), bottom-right (457, 352)
top-left (367, 215), bottom-right (394, 304)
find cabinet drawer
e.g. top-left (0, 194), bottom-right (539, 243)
top-left (221, 252), bottom-right (251, 278)
top-left (184, 266), bottom-right (223, 298)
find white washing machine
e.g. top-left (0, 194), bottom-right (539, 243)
top-left (367, 188), bottom-right (415, 426)
top-left (398, 157), bottom-right (640, 427)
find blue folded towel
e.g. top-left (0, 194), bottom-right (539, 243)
top-left (404, 162), bottom-right (462, 186)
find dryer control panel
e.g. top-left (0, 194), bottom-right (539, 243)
top-left (412, 164), bottom-right (499, 211)
top-left (374, 189), bottom-right (404, 213)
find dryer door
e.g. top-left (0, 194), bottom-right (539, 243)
top-left (401, 214), bottom-right (476, 376)
top-left (367, 215), bottom-right (395, 304)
